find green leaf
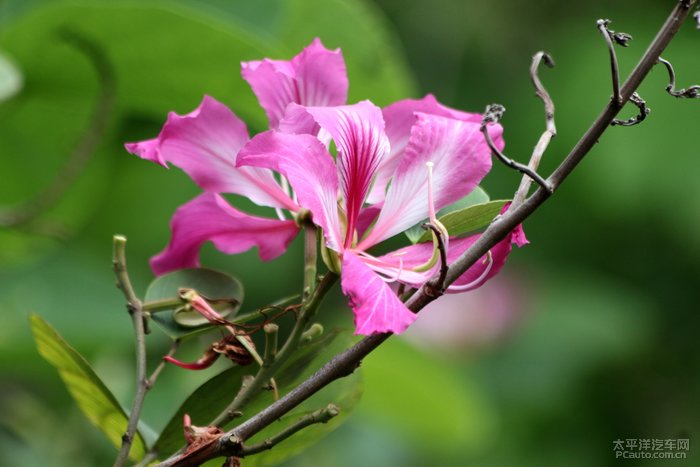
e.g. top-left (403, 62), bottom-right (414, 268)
top-left (145, 268), bottom-right (244, 339)
top-left (153, 329), bottom-right (362, 462)
top-left (404, 186), bottom-right (494, 243)
top-left (29, 314), bottom-right (146, 461)
top-left (414, 200), bottom-right (508, 243)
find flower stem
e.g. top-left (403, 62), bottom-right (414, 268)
top-left (112, 235), bottom-right (147, 467)
top-left (302, 223), bottom-right (318, 301)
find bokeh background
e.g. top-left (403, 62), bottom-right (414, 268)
top-left (1, 0), bottom-right (698, 466)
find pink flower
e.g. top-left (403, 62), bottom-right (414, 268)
top-left (238, 98), bottom-right (527, 335)
top-left (125, 39), bottom-right (347, 275)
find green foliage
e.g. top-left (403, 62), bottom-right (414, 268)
top-left (418, 200), bottom-right (508, 243)
top-left (0, 0), bottom-right (416, 267)
top-left (153, 330), bottom-right (362, 463)
top-left (404, 186), bottom-right (506, 243)
top-left (145, 268), bottom-right (244, 339)
top-left (29, 314), bottom-right (146, 461)
top-left (359, 338), bottom-right (495, 455)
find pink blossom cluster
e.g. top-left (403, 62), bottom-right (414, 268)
top-left (126, 39), bottom-right (526, 335)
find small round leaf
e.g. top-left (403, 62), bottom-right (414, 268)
top-left (144, 268), bottom-right (244, 339)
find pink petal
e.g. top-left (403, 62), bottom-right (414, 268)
top-left (151, 193), bottom-right (299, 275)
top-left (124, 138), bottom-right (166, 167)
top-left (361, 112), bottom-right (494, 248)
top-left (241, 38), bottom-right (348, 128)
top-left (368, 94), bottom-right (487, 204)
top-left (237, 131), bottom-right (343, 251)
top-left (341, 252), bottom-right (417, 335)
top-left (125, 96), bottom-right (296, 211)
top-left (304, 101), bottom-right (389, 249)
top-left (376, 225), bottom-right (527, 291)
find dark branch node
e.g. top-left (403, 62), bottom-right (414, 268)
top-left (611, 92), bottom-right (650, 127)
top-left (480, 105), bottom-right (553, 193)
top-left (657, 57), bottom-right (700, 98)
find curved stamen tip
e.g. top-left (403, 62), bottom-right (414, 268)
top-left (448, 251), bottom-right (494, 292)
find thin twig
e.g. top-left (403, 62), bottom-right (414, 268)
top-left (146, 340), bottom-right (180, 389)
top-left (153, 2), bottom-right (697, 465)
top-left (112, 236), bottom-right (147, 467)
top-left (611, 92), bottom-right (650, 126)
top-left (240, 404), bottom-right (340, 456)
top-left (481, 105), bottom-right (553, 193)
top-left (0, 29), bottom-right (115, 232)
top-left (657, 57), bottom-right (700, 98)
top-left (512, 52), bottom-right (557, 209)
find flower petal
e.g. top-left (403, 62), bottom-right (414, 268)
top-left (241, 38), bottom-right (348, 128)
top-left (361, 112), bottom-right (494, 248)
top-left (341, 252), bottom-right (417, 335)
top-left (376, 225), bottom-right (527, 291)
top-left (125, 95), bottom-right (296, 210)
top-left (151, 193), bottom-right (299, 275)
top-left (368, 94), bottom-right (487, 204)
top-left (237, 131), bottom-right (343, 251)
top-left (124, 138), bottom-right (165, 167)
top-left (305, 101), bottom-right (389, 248)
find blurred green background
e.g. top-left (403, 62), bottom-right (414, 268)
top-left (1, 0), bottom-right (698, 465)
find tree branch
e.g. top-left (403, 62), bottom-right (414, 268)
top-left (153, 2), bottom-right (697, 465)
top-left (240, 404), bottom-right (339, 456)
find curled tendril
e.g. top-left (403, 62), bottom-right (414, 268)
top-left (611, 92), bottom-right (650, 127)
top-left (597, 19), bottom-right (633, 105)
top-left (481, 104), bottom-right (553, 193)
top-left (657, 57), bottom-right (700, 98)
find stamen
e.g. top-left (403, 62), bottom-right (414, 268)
top-left (275, 207), bottom-right (287, 221)
top-left (412, 162), bottom-right (450, 272)
top-left (274, 173), bottom-right (293, 220)
top-left (426, 161), bottom-right (437, 222)
top-left (447, 251), bottom-right (494, 292)
top-left (376, 257), bottom-right (404, 283)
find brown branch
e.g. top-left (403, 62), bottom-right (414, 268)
top-left (153, 2), bottom-right (697, 465)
